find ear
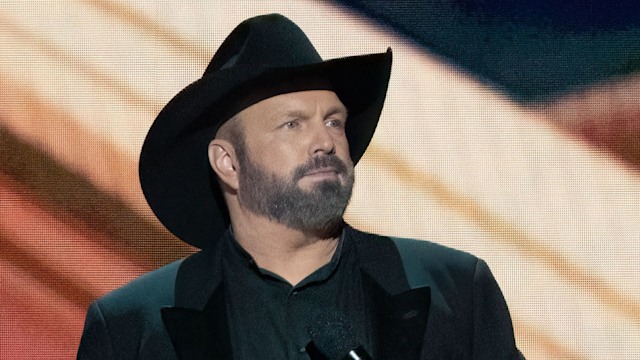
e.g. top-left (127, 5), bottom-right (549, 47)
top-left (208, 138), bottom-right (239, 191)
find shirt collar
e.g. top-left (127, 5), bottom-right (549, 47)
top-left (223, 226), bottom-right (346, 288)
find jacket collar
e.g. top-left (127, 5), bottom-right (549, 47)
top-left (161, 240), bottom-right (233, 359)
top-left (349, 225), bottom-right (431, 359)
top-left (161, 225), bottom-right (430, 359)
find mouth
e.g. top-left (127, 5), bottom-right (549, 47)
top-left (305, 167), bottom-right (339, 176)
top-left (302, 167), bottom-right (341, 180)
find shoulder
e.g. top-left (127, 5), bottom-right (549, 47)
top-left (347, 225), bottom-right (479, 270)
top-left (346, 225), bottom-right (481, 288)
top-left (393, 235), bottom-right (481, 286)
top-left (94, 258), bottom-right (184, 316)
top-left (347, 227), bottom-right (521, 358)
top-left (390, 236), bottom-right (479, 269)
top-left (78, 258), bottom-right (186, 358)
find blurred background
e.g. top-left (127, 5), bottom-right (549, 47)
top-left (1, 1), bottom-right (639, 359)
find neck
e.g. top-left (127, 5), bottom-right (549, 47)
top-left (229, 210), bottom-right (342, 286)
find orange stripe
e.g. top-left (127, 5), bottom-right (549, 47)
top-left (0, 74), bottom-right (147, 214)
top-left (0, 124), bottom-right (195, 267)
top-left (538, 75), bottom-right (640, 172)
top-left (0, 261), bottom-right (86, 359)
top-left (513, 319), bottom-right (588, 360)
top-left (0, 233), bottom-right (95, 309)
top-left (0, 172), bottom-right (148, 292)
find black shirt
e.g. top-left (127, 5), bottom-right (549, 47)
top-left (221, 229), bottom-right (371, 359)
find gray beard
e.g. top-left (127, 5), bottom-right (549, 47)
top-left (236, 147), bottom-right (354, 239)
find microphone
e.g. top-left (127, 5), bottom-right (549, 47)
top-left (306, 311), bottom-right (372, 360)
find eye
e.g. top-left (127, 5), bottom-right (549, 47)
top-left (283, 120), bottom-right (299, 129)
top-left (325, 118), bottom-right (345, 129)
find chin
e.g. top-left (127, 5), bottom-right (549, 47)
top-left (303, 218), bottom-right (345, 239)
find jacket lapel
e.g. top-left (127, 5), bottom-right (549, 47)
top-left (361, 272), bottom-right (431, 358)
top-left (161, 243), bottom-right (233, 359)
top-left (349, 226), bottom-right (431, 358)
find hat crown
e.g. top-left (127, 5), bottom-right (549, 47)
top-left (204, 14), bottom-right (323, 75)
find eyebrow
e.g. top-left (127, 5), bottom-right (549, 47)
top-left (325, 105), bottom-right (349, 119)
top-left (278, 105), bottom-right (349, 122)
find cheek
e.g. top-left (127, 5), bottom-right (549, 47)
top-left (254, 143), bottom-right (301, 174)
top-left (334, 136), bottom-right (352, 160)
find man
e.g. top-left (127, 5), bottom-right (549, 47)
top-left (78, 14), bottom-right (524, 359)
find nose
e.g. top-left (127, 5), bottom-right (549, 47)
top-left (308, 123), bottom-right (336, 156)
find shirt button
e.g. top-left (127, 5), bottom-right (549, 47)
top-left (292, 291), bottom-right (299, 296)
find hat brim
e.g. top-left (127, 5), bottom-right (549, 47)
top-left (139, 50), bottom-right (392, 249)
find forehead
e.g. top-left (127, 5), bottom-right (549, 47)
top-left (235, 90), bottom-right (347, 128)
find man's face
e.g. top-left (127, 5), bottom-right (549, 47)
top-left (233, 90), bottom-right (354, 237)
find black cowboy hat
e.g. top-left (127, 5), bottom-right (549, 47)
top-left (139, 14), bottom-right (392, 249)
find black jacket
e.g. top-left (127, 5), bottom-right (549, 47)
top-left (77, 226), bottom-right (523, 359)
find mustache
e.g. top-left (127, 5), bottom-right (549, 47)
top-left (292, 155), bottom-right (350, 181)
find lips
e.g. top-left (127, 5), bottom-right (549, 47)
top-left (292, 155), bottom-right (349, 182)
top-left (304, 167), bottom-right (339, 176)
